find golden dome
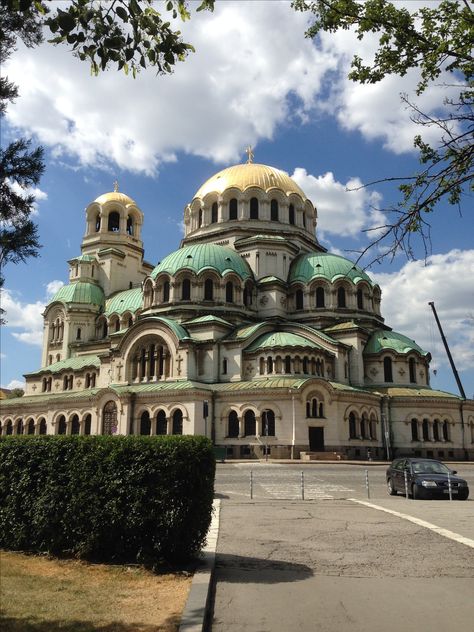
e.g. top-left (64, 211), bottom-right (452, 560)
top-left (193, 163), bottom-right (307, 200)
top-left (94, 191), bottom-right (136, 206)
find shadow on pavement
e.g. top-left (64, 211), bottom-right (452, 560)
top-left (215, 553), bottom-right (313, 584)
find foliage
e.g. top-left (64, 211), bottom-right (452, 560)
top-left (6, 388), bottom-right (25, 398)
top-left (293, 0), bottom-right (474, 262)
top-left (0, 435), bottom-right (215, 564)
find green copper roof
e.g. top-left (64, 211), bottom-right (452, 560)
top-left (69, 254), bottom-right (96, 262)
top-left (26, 355), bottom-right (100, 376)
top-left (364, 330), bottom-right (428, 356)
top-left (151, 243), bottom-right (253, 280)
top-left (105, 288), bottom-right (142, 316)
top-left (185, 315), bottom-right (233, 327)
top-left (212, 377), bottom-right (311, 391)
top-left (48, 282), bottom-right (104, 306)
top-left (245, 331), bottom-right (324, 353)
top-left (288, 252), bottom-right (375, 286)
top-left (258, 276), bottom-right (286, 285)
top-left (366, 386), bottom-right (460, 399)
top-left (138, 316), bottom-right (190, 341)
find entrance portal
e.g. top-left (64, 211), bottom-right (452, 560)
top-left (309, 427), bottom-right (324, 451)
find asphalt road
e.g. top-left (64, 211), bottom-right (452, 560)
top-left (210, 462), bottom-right (474, 632)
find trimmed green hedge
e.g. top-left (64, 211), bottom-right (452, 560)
top-left (0, 435), bottom-right (215, 563)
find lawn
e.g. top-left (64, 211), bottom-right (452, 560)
top-left (0, 550), bottom-right (192, 631)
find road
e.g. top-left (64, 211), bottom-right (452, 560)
top-left (210, 462), bottom-right (474, 632)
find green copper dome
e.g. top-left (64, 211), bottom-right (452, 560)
top-left (364, 330), bottom-right (429, 356)
top-left (288, 252), bottom-right (375, 286)
top-left (151, 243), bottom-right (253, 280)
top-left (49, 282), bottom-right (104, 307)
top-left (105, 288), bottom-right (142, 316)
top-left (245, 331), bottom-right (323, 353)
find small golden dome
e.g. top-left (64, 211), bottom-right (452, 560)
top-left (94, 191), bottom-right (136, 206)
top-left (194, 163), bottom-right (307, 200)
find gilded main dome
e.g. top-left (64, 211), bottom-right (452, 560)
top-left (193, 163), bottom-right (307, 200)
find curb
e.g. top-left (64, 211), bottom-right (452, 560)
top-left (179, 498), bottom-right (221, 632)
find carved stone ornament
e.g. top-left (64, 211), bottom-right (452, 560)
top-left (419, 370), bottom-right (425, 378)
top-left (370, 367), bottom-right (378, 377)
top-left (398, 368), bottom-right (406, 376)
top-left (259, 295), bottom-right (269, 305)
top-left (280, 296), bottom-right (287, 306)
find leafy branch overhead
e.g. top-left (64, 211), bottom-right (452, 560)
top-left (44, 0), bottom-right (215, 77)
top-left (293, 0), bottom-right (473, 262)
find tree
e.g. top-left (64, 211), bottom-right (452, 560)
top-left (293, 0), bottom-right (473, 263)
top-left (0, 0), bottom-right (214, 289)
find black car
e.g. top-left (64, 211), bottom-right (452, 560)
top-left (386, 458), bottom-right (469, 500)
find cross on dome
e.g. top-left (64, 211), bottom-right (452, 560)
top-left (245, 145), bottom-right (254, 164)
top-left (113, 180), bottom-right (119, 192)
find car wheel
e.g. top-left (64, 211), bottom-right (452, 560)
top-left (412, 484), bottom-right (420, 500)
top-left (387, 479), bottom-right (397, 496)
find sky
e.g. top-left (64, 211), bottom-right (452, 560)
top-left (1, 1), bottom-right (473, 398)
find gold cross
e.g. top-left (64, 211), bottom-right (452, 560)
top-left (113, 180), bottom-right (119, 192)
top-left (245, 145), bottom-right (254, 164)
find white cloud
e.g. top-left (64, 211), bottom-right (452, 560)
top-left (4, 379), bottom-right (26, 390)
top-left (6, 181), bottom-right (48, 216)
top-left (1, 289), bottom-right (45, 347)
top-left (374, 250), bottom-right (474, 371)
top-left (46, 280), bottom-right (64, 298)
top-left (292, 168), bottom-right (382, 239)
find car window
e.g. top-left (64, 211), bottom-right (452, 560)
top-left (412, 461), bottom-right (449, 474)
top-left (393, 460), bottom-right (405, 471)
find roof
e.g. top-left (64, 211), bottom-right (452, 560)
top-left (151, 243), bottom-right (253, 281)
top-left (245, 331), bottom-right (325, 353)
top-left (26, 355), bottom-right (100, 377)
top-left (364, 330), bottom-right (428, 356)
top-left (212, 377), bottom-right (312, 391)
top-left (93, 191), bottom-right (136, 206)
top-left (137, 316), bottom-right (191, 341)
top-left (68, 254), bottom-right (96, 263)
top-left (48, 282), bottom-right (104, 307)
top-left (105, 288), bottom-right (142, 316)
top-left (193, 163), bottom-right (307, 200)
top-left (288, 252), bottom-right (376, 286)
top-left (367, 386), bottom-right (461, 399)
top-left (185, 315), bottom-right (233, 327)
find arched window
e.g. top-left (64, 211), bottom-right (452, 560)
top-left (271, 199), bottom-right (279, 221)
top-left (349, 413), bottom-right (357, 439)
top-left (319, 402), bottom-right (324, 418)
top-left (295, 289), bottom-right (304, 310)
top-left (39, 418), bottom-right (47, 435)
top-left (103, 401), bottom-right (118, 435)
top-left (409, 357), bottom-right (416, 383)
top-left (289, 204), bottom-right (295, 225)
top-left (225, 281), bottom-right (234, 303)
top-left (95, 214), bottom-right (101, 232)
top-left (259, 357), bottom-right (265, 375)
top-left (267, 356), bottom-right (273, 373)
top-left (127, 215), bottom-right (133, 235)
top-left (222, 358), bottom-right (228, 374)
top-left (284, 355), bottom-right (291, 373)
top-left (411, 418), bottom-right (419, 441)
top-left (369, 418), bottom-right (376, 440)
top-left (115, 319), bottom-right (120, 332)
top-left (250, 197), bottom-right (259, 219)
top-left (140, 411), bottom-right (151, 435)
top-left (357, 288), bottom-right (363, 309)
top-left (204, 278), bottom-right (214, 301)
top-left (422, 418), bottom-right (429, 441)
top-left (102, 320), bottom-right (108, 339)
top-left (262, 410), bottom-right (275, 436)
top-left (433, 419), bottom-right (440, 442)
top-left (229, 198), bottom-right (238, 220)
top-left (198, 208), bottom-right (203, 227)
top-left (57, 416), bottom-right (67, 435)
top-left (306, 402), bottom-right (311, 417)
top-left (6, 420), bottom-right (13, 435)
top-left (182, 278), bottom-right (191, 300)
top-left (84, 414), bottom-right (91, 435)
top-left (383, 357), bottom-right (393, 382)
top-left (228, 411), bottom-right (239, 438)
top-left (156, 410), bottom-right (167, 435)
top-left (163, 280), bottom-right (170, 302)
top-left (244, 410), bottom-right (256, 436)
top-left (172, 409), bottom-right (183, 435)
top-left (443, 420), bottom-right (450, 442)
top-left (360, 415), bottom-right (367, 439)
top-left (108, 211), bottom-right (120, 232)
top-left (302, 357), bottom-right (309, 374)
top-left (315, 287), bottom-right (325, 308)
top-left (71, 415), bottom-right (80, 435)
top-left (76, 327), bottom-right (81, 340)
top-left (243, 283), bottom-right (253, 306)
top-left (337, 287), bottom-right (346, 308)
top-left (211, 202), bottom-right (218, 223)
top-left (27, 419), bottom-right (35, 435)
top-left (311, 398), bottom-right (318, 417)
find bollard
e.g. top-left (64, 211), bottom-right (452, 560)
top-left (447, 471), bottom-right (453, 501)
top-left (250, 470), bottom-right (253, 500)
top-left (404, 469), bottom-right (409, 499)
top-left (301, 471), bottom-right (305, 500)
top-left (365, 469), bottom-right (370, 499)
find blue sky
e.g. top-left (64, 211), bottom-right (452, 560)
top-left (1, 1), bottom-right (473, 397)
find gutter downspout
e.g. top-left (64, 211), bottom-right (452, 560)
top-left (290, 389), bottom-right (296, 460)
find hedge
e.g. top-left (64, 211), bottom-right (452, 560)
top-left (0, 435), bottom-right (215, 564)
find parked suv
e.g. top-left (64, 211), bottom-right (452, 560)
top-left (386, 458), bottom-right (469, 500)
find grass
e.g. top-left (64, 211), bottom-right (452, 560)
top-left (0, 550), bottom-right (192, 631)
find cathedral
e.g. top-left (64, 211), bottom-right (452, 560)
top-left (1, 156), bottom-right (473, 460)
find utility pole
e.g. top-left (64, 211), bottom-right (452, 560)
top-left (428, 302), bottom-right (466, 399)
